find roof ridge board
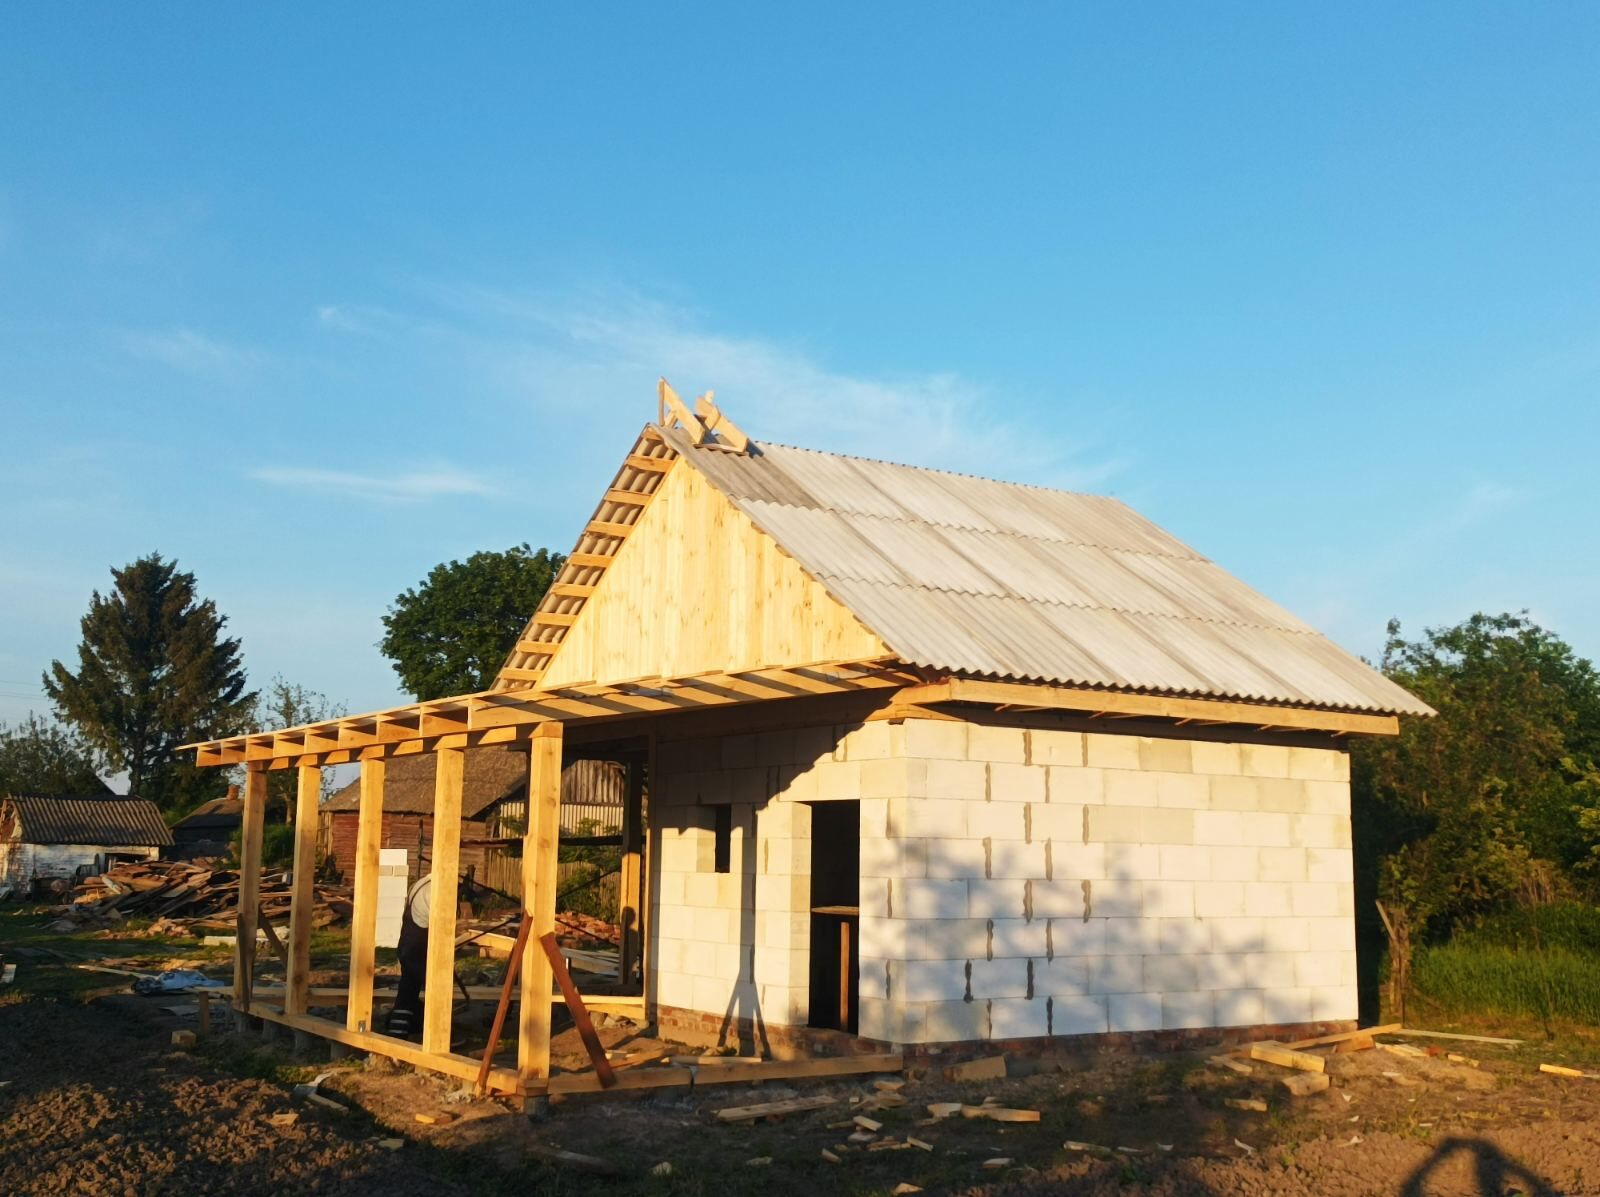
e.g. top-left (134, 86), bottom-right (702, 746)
top-left (752, 437), bottom-right (1114, 502)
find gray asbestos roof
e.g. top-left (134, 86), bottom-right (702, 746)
top-left (2, 795), bottom-right (173, 847)
top-left (662, 428), bottom-right (1431, 717)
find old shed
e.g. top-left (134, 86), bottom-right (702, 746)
top-left (186, 385), bottom-right (1429, 1100)
top-left (0, 794), bottom-right (172, 895)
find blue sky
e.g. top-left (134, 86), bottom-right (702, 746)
top-left (1, 4), bottom-right (1596, 726)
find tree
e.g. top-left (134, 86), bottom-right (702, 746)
top-left (1352, 612), bottom-right (1600, 1016)
top-left (0, 714), bottom-right (108, 795)
top-left (249, 675), bottom-right (345, 823)
top-left (379, 544), bottom-right (565, 700)
top-left (44, 554), bottom-right (255, 814)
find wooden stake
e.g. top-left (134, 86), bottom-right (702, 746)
top-left (347, 757), bottom-right (384, 1034)
top-left (518, 723), bottom-right (563, 1088)
top-left (233, 767), bottom-right (267, 1013)
top-left (285, 763), bottom-right (321, 1016)
top-left (422, 746), bottom-right (464, 1055)
top-left (538, 932), bottom-right (616, 1088)
top-left (477, 910), bottom-right (534, 1095)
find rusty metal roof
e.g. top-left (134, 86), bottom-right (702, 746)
top-left (2, 795), bottom-right (173, 847)
top-left (661, 429), bottom-right (1432, 717)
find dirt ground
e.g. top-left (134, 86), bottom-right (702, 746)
top-left (5, 910), bottom-right (1600, 1195)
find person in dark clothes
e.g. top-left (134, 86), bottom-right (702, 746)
top-left (386, 875), bottom-right (432, 1038)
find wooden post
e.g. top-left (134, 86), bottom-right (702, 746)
top-left (518, 723), bottom-right (563, 1088)
top-left (234, 767), bottom-right (267, 1013)
top-left (422, 746), bottom-right (464, 1056)
top-left (285, 763), bottom-right (321, 1016)
top-left (347, 757), bottom-right (384, 1034)
top-left (618, 755), bottom-right (644, 985)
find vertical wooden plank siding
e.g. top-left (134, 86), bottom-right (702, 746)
top-left (234, 767), bottom-right (267, 1012)
top-left (285, 763), bottom-right (322, 1016)
top-left (346, 757), bottom-right (384, 1033)
top-left (518, 723), bottom-right (564, 1085)
top-left (618, 755), bottom-right (643, 983)
top-left (422, 747), bottom-right (464, 1055)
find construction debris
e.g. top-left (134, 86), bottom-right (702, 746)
top-left (267, 1112), bottom-right (298, 1128)
top-left (961, 1105), bottom-right (1040, 1123)
top-left (58, 859), bottom-right (352, 935)
top-left (1397, 1028), bottom-right (1523, 1047)
top-left (1539, 1063), bottom-right (1599, 1079)
top-left (1380, 1042), bottom-right (1428, 1061)
top-left (714, 1094), bottom-right (836, 1123)
top-left (1210, 1055), bottom-right (1253, 1075)
top-left (927, 1102), bottom-right (963, 1119)
top-left (169, 1030), bottom-right (197, 1049)
top-left (1280, 1073), bottom-right (1332, 1097)
top-left (1247, 1043), bottom-right (1326, 1073)
top-left (944, 1056), bottom-right (1007, 1082)
top-left (981, 1158), bottom-right (1014, 1170)
top-left (1225, 1098), bottom-right (1268, 1112)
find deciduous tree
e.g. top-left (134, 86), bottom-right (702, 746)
top-left (0, 714), bottom-right (108, 796)
top-left (379, 544), bottom-right (564, 700)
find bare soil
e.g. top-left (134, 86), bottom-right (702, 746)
top-left (5, 913), bottom-right (1600, 1195)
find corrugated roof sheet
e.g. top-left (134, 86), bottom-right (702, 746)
top-left (661, 429), bottom-right (1432, 717)
top-left (3, 795), bottom-right (173, 847)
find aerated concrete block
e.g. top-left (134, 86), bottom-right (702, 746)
top-left (1289, 882), bottom-right (1341, 918)
top-left (1107, 992), bottom-right (1163, 1032)
top-left (902, 717), bottom-right (967, 761)
top-left (972, 957), bottom-right (1032, 999)
top-left (924, 998), bottom-right (988, 1043)
top-left (1293, 951), bottom-right (1345, 988)
top-left (1103, 770), bottom-right (1158, 807)
top-left (967, 801), bottom-right (1026, 840)
top-left (1213, 987), bottom-right (1267, 1027)
top-left (990, 762), bottom-right (1046, 803)
top-left (1288, 746), bottom-right (1350, 781)
top-left (1049, 994), bottom-right (1110, 1035)
top-left (1310, 984), bottom-right (1358, 1021)
top-left (1141, 880), bottom-right (1195, 918)
top-left (989, 916), bottom-right (1049, 958)
top-left (898, 958), bottom-right (974, 1002)
top-left (925, 839), bottom-right (988, 880)
top-left (1190, 740), bottom-right (1243, 776)
top-left (1029, 802), bottom-right (1084, 842)
top-left (990, 839), bottom-right (1047, 880)
top-left (967, 878), bottom-right (1030, 920)
top-left (1156, 772), bottom-right (1210, 808)
top-left (1302, 780), bottom-right (1351, 816)
top-left (1143, 954), bottom-right (1202, 992)
top-left (906, 917), bottom-right (989, 961)
top-left (1254, 777), bottom-right (1310, 814)
top-left (990, 995), bottom-right (1049, 1039)
top-left (1243, 882), bottom-right (1293, 918)
top-left (1262, 987), bottom-right (1313, 1024)
top-left (968, 724), bottom-right (1027, 763)
top-left (1161, 991), bottom-right (1215, 1030)
top-left (1048, 765), bottom-right (1105, 804)
top-left (1139, 737), bottom-right (1193, 773)
top-left (897, 878), bottom-right (969, 920)
top-left (1158, 845), bottom-right (1213, 880)
top-left (1085, 805), bottom-right (1143, 843)
top-left (1030, 728), bottom-right (1084, 767)
top-left (925, 758), bottom-right (987, 801)
top-left (1030, 879), bottom-right (1083, 919)
top-left (1240, 743), bottom-right (1290, 778)
top-left (1194, 881), bottom-right (1246, 918)
top-left (1085, 733), bottom-right (1141, 770)
top-left (1049, 841), bottom-right (1107, 882)
top-left (1101, 915), bottom-right (1162, 955)
top-left (1036, 957), bottom-right (1091, 996)
top-left (1088, 955), bottom-right (1144, 994)
top-left (1049, 917), bottom-right (1109, 958)
top-left (1258, 847), bottom-right (1308, 883)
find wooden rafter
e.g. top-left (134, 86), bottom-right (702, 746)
top-left (184, 657), bottom-right (917, 769)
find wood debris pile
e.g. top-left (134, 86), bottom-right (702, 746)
top-left (48, 859), bottom-right (351, 933)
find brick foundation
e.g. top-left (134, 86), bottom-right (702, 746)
top-left (654, 1002), bottom-right (1357, 1061)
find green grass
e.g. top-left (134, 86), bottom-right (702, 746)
top-left (1412, 941), bottom-right (1600, 1023)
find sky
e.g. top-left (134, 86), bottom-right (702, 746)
top-left (1, 4), bottom-right (1597, 730)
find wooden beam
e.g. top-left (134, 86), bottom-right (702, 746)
top-left (285, 763), bottom-right (321, 1016)
top-left (658, 378), bottom-right (706, 443)
top-left (602, 488), bottom-right (650, 506)
top-left (567, 552), bottom-right (615, 570)
top-left (518, 722), bottom-right (563, 1088)
top-left (233, 984), bottom-right (645, 1015)
top-left (477, 912), bottom-right (533, 1095)
top-left (249, 1005), bottom-right (523, 1095)
top-left (538, 932), bottom-right (616, 1087)
top-left (617, 757), bottom-right (643, 985)
top-left (533, 612), bottom-right (580, 627)
top-left (623, 453), bottom-right (674, 473)
top-left (585, 520), bottom-right (638, 539)
top-left (233, 767), bottom-right (267, 1013)
top-left (693, 393), bottom-right (750, 452)
top-left (899, 678), bottom-right (1401, 737)
top-left (346, 757), bottom-right (384, 1034)
top-left (548, 1052), bottom-right (903, 1095)
top-left (548, 583), bottom-right (597, 599)
top-left (422, 746), bottom-right (464, 1055)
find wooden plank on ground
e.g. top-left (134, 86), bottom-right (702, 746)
top-left (1283, 1024), bottom-right (1401, 1050)
top-left (549, 1052), bottom-right (904, 1095)
top-left (1248, 1043), bottom-right (1326, 1074)
top-left (1281, 1072), bottom-right (1331, 1097)
top-left (1398, 1028), bottom-right (1524, 1047)
top-left (715, 1094), bottom-right (836, 1123)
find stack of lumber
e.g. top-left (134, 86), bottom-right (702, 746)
top-left (58, 860), bottom-right (351, 932)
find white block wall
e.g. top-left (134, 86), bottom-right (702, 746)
top-left (648, 715), bottom-right (1357, 1045)
top-left (856, 720), bottom-right (1357, 1044)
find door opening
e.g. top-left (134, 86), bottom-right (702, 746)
top-left (807, 800), bottom-right (859, 1033)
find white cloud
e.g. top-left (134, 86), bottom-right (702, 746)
top-left (120, 326), bottom-right (261, 378)
top-left (248, 465), bottom-right (497, 503)
top-left (321, 283), bottom-right (1129, 491)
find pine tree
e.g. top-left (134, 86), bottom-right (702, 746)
top-left (44, 553), bottom-right (255, 812)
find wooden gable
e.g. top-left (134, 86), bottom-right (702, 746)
top-left (537, 459), bottom-right (889, 689)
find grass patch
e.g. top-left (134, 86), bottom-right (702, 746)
top-left (1412, 941), bottom-right (1600, 1024)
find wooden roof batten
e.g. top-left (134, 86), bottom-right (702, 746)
top-left (492, 379), bottom-right (751, 693)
